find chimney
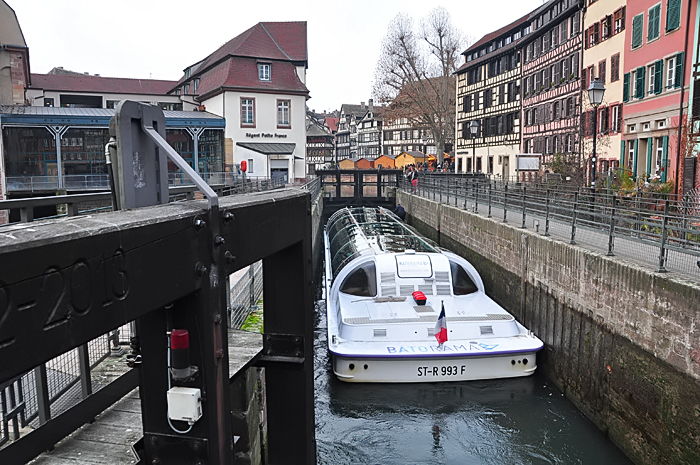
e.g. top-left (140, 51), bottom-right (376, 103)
top-left (361, 102), bottom-right (365, 109)
top-left (369, 99), bottom-right (374, 111)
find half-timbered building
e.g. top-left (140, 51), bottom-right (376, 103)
top-left (306, 116), bottom-right (334, 173)
top-left (382, 117), bottom-right (435, 156)
top-left (455, 13), bottom-right (530, 177)
top-left (521, 0), bottom-right (583, 181)
top-left (356, 100), bottom-right (383, 160)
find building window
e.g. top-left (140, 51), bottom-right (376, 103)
top-left (44, 98), bottom-right (54, 107)
top-left (247, 159), bottom-right (254, 174)
top-left (611, 53), bottom-right (620, 82)
top-left (241, 98), bottom-right (255, 126)
top-left (666, 56), bottom-right (676, 88)
top-left (631, 13), bottom-right (644, 49)
top-left (614, 7), bottom-right (626, 34)
top-left (666, 0), bottom-right (681, 32)
top-left (648, 4), bottom-right (661, 41)
top-left (184, 84), bottom-right (189, 94)
top-left (258, 63), bottom-right (271, 81)
top-left (611, 104), bottom-right (620, 133)
top-left (277, 100), bottom-right (290, 127)
top-left (193, 78), bottom-right (199, 93)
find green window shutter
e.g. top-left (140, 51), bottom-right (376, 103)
top-left (632, 14), bottom-right (644, 48)
top-left (666, 0), bottom-right (681, 31)
top-left (646, 137), bottom-right (653, 177)
top-left (636, 67), bottom-right (646, 99)
top-left (620, 140), bottom-right (626, 167)
top-left (633, 139), bottom-right (639, 179)
top-left (675, 52), bottom-right (684, 88)
top-left (661, 135), bottom-right (669, 182)
top-left (654, 60), bottom-right (663, 94)
top-left (623, 73), bottom-right (630, 102)
top-left (648, 5), bottom-right (660, 40)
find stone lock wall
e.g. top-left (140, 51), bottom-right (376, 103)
top-left (398, 191), bottom-right (700, 465)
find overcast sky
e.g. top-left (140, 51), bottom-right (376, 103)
top-left (10, 0), bottom-right (544, 113)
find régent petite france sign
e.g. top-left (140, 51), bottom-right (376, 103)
top-left (245, 132), bottom-right (288, 139)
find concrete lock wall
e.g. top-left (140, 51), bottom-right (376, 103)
top-left (398, 191), bottom-right (700, 465)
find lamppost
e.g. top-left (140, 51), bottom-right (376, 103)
top-left (587, 77), bottom-right (606, 189)
top-left (469, 120), bottom-right (479, 174)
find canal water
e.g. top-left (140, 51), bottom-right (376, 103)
top-left (314, 300), bottom-right (633, 465)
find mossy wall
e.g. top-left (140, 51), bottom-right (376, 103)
top-left (399, 191), bottom-right (700, 465)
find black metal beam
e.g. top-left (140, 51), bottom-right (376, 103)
top-left (260, 236), bottom-right (316, 463)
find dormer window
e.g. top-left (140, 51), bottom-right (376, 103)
top-left (258, 63), bottom-right (271, 81)
top-left (193, 78), bottom-right (199, 93)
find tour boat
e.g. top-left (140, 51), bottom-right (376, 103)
top-left (324, 207), bottom-right (543, 383)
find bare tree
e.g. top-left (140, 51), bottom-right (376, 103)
top-left (373, 7), bottom-right (468, 164)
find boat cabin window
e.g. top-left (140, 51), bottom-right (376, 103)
top-left (340, 262), bottom-right (377, 297)
top-left (450, 261), bottom-right (478, 295)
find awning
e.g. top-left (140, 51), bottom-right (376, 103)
top-left (236, 142), bottom-right (296, 155)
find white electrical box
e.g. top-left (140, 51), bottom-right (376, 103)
top-left (167, 387), bottom-right (202, 425)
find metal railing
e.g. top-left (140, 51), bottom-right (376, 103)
top-left (229, 262), bottom-right (264, 330)
top-left (301, 176), bottom-right (322, 203)
top-left (405, 174), bottom-right (700, 279)
top-left (5, 172), bottom-right (287, 193)
top-left (1, 178), bottom-right (286, 227)
top-left (0, 334), bottom-right (115, 448)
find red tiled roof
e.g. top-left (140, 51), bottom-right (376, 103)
top-left (462, 12), bottom-right (531, 55)
top-left (30, 73), bottom-right (177, 95)
top-left (180, 21), bottom-right (307, 89)
top-left (196, 56), bottom-right (308, 98)
top-left (324, 117), bottom-right (339, 132)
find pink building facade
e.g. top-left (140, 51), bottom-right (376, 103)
top-left (622, 0), bottom-right (697, 194)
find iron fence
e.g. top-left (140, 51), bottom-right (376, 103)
top-left (0, 334), bottom-right (113, 448)
top-left (406, 174), bottom-right (700, 279)
top-left (229, 261), bottom-right (264, 330)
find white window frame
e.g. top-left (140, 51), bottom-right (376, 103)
top-left (611, 105), bottom-right (619, 133)
top-left (258, 63), bottom-right (271, 81)
top-left (276, 99), bottom-right (290, 127)
top-left (631, 70), bottom-right (638, 98)
top-left (666, 56), bottom-right (676, 88)
top-left (247, 158), bottom-right (254, 174)
top-left (648, 64), bottom-right (656, 94)
top-left (241, 98), bottom-right (255, 126)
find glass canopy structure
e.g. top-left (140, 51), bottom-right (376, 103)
top-left (326, 207), bottom-right (440, 279)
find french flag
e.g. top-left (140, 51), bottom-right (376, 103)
top-left (434, 302), bottom-right (447, 346)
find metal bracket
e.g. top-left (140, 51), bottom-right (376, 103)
top-left (141, 433), bottom-right (209, 465)
top-left (257, 333), bottom-right (305, 365)
top-left (141, 118), bottom-right (218, 211)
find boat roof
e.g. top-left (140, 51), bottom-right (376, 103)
top-left (326, 207), bottom-right (440, 277)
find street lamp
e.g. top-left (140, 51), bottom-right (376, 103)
top-left (469, 120), bottom-right (479, 174)
top-left (587, 77), bottom-right (606, 189)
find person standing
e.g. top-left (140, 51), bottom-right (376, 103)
top-left (408, 166), bottom-right (418, 193)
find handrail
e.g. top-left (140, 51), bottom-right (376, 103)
top-left (401, 175), bottom-right (700, 279)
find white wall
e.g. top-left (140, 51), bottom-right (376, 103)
top-left (222, 90), bottom-right (307, 179)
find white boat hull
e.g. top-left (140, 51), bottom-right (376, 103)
top-left (332, 351), bottom-right (539, 383)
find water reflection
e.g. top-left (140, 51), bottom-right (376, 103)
top-left (314, 300), bottom-right (632, 465)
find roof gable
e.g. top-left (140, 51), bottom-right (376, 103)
top-left (184, 21), bottom-right (307, 84)
top-left (195, 56), bottom-right (308, 98)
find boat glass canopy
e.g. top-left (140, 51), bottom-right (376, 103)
top-left (326, 207), bottom-right (439, 278)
